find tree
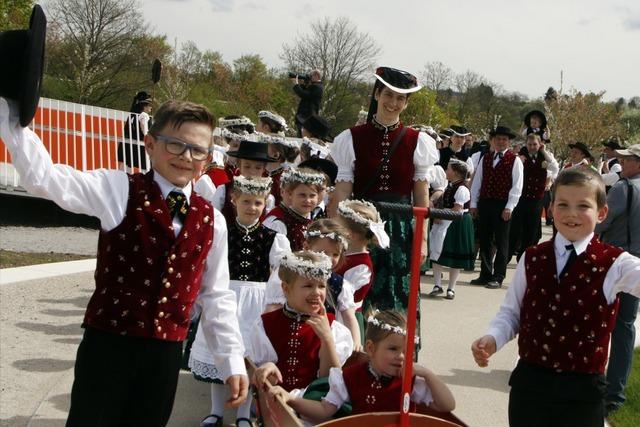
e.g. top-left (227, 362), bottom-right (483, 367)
top-left (420, 61), bottom-right (453, 92)
top-left (45, 0), bottom-right (158, 107)
top-left (281, 16), bottom-right (381, 131)
top-left (0, 0), bottom-right (34, 30)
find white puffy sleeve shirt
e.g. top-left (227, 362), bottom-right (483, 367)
top-left (331, 128), bottom-right (439, 183)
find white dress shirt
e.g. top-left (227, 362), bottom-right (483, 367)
top-left (486, 232), bottom-right (640, 351)
top-left (0, 98), bottom-right (246, 380)
top-left (470, 149), bottom-right (524, 210)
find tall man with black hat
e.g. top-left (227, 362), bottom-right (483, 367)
top-left (470, 126), bottom-right (523, 288)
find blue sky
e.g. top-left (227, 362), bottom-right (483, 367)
top-left (143, 0), bottom-right (639, 101)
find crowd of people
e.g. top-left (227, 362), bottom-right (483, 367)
top-left (2, 64), bottom-right (640, 427)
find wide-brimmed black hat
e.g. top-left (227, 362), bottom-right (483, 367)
top-left (602, 137), bottom-right (623, 150)
top-left (302, 114), bottom-right (332, 141)
top-left (489, 126), bottom-right (517, 139)
top-left (299, 157), bottom-right (338, 186)
top-left (0, 5), bottom-right (47, 127)
top-left (226, 140), bottom-right (277, 162)
top-left (438, 128), bottom-right (453, 139)
top-left (135, 91), bottom-right (153, 105)
top-left (568, 141), bottom-right (592, 159)
top-left (449, 125), bottom-right (470, 136)
top-left (524, 110), bottom-right (547, 129)
top-left (367, 66), bottom-right (421, 122)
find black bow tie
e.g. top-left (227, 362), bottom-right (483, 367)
top-left (166, 191), bottom-right (188, 223)
top-left (494, 152), bottom-right (504, 160)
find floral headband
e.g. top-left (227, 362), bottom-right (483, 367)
top-left (367, 315), bottom-right (420, 344)
top-left (281, 168), bottom-right (326, 187)
top-left (233, 175), bottom-right (272, 196)
top-left (220, 128), bottom-right (245, 140)
top-left (337, 200), bottom-right (390, 249)
top-left (304, 230), bottom-right (348, 250)
top-left (301, 137), bottom-right (330, 159)
top-left (258, 110), bottom-right (288, 130)
top-left (218, 116), bottom-right (254, 128)
top-left (279, 251), bottom-right (332, 281)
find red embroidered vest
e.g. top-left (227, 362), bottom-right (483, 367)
top-left (85, 172), bottom-right (214, 341)
top-left (335, 253), bottom-right (374, 312)
top-left (270, 167), bottom-right (285, 207)
top-left (225, 163), bottom-right (238, 180)
top-left (521, 152), bottom-right (547, 200)
top-left (263, 205), bottom-right (310, 251)
top-left (221, 182), bottom-right (235, 226)
top-left (479, 150), bottom-right (516, 200)
top-left (343, 362), bottom-right (416, 414)
top-left (204, 166), bottom-right (230, 188)
top-left (262, 309), bottom-right (336, 391)
top-left (519, 237), bottom-right (624, 374)
top-left (442, 180), bottom-right (470, 209)
top-left (351, 123), bottom-right (419, 199)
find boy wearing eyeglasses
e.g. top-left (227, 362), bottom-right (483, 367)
top-left (0, 99), bottom-right (248, 427)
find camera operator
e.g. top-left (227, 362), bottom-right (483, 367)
top-left (291, 69), bottom-right (323, 137)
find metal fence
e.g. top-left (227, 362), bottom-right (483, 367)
top-left (0, 97), bottom-right (150, 193)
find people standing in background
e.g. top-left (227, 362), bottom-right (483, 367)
top-left (117, 91), bottom-right (153, 171)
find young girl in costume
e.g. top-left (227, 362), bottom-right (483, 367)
top-left (335, 199), bottom-right (389, 338)
top-left (271, 310), bottom-right (455, 424)
top-left (428, 160), bottom-right (475, 300)
top-left (263, 168), bottom-right (326, 250)
top-left (268, 135), bottom-right (301, 206)
top-left (251, 251), bottom-right (354, 394)
top-left (190, 175), bottom-right (290, 427)
top-left (264, 219), bottom-right (362, 350)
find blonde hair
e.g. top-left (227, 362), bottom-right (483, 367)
top-left (306, 218), bottom-right (349, 251)
top-left (337, 200), bottom-right (382, 246)
top-left (365, 310), bottom-right (407, 343)
top-left (281, 167), bottom-right (327, 193)
top-left (278, 250), bottom-right (329, 284)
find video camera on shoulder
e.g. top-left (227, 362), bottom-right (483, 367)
top-left (288, 71), bottom-right (311, 83)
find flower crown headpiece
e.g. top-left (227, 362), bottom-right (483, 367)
top-left (367, 314), bottom-right (420, 344)
top-left (218, 116), bottom-right (254, 129)
top-left (258, 110), bottom-right (288, 130)
top-left (219, 128), bottom-right (245, 140)
top-left (304, 230), bottom-right (348, 250)
top-left (281, 168), bottom-right (326, 187)
top-left (279, 251), bottom-right (332, 281)
top-left (270, 135), bottom-right (301, 149)
top-left (233, 175), bottom-right (272, 196)
top-left (337, 200), bottom-right (390, 248)
top-left (301, 137), bottom-right (330, 159)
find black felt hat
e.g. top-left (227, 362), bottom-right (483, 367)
top-left (0, 5), bottom-right (47, 127)
top-left (367, 66), bottom-right (421, 122)
top-left (524, 110), bottom-right (547, 129)
top-left (298, 157), bottom-right (338, 186)
top-left (568, 141), bottom-right (592, 159)
top-left (449, 125), bottom-right (470, 136)
top-left (135, 91), bottom-right (153, 105)
top-left (489, 126), bottom-right (518, 139)
top-left (602, 137), bottom-right (623, 150)
top-left (226, 140), bottom-right (277, 162)
top-left (302, 114), bottom-right (332, 141)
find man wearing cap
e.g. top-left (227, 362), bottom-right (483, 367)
top-left (595, 143), bottom-right (640, 415)
top-left (292, 69), bottom-right (323, 137)
top-left (470, 126), bottom-right (524, 288)
top-left (329, 67), bottom-right (439, 343)
top-left (601, 137), bottom-right (624, 190)
top-left (438, 125), bottom-right (474, 174)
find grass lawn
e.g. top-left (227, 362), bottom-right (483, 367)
top-left (0, 250), bottom-right (92, 269)
top-left (609, 347), bottom-right (640, 427)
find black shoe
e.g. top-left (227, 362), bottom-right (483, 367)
top-left (485, 281), bottom-right (502, 289)
top-left (428, 285), bottom-right (444, 297)
top-left (470, 277), bottom-right (488, 286)
top-left (605, 402), bottom-right (621, 418)
top-left (236, 417), bottom-right (254, 427)
top-left (201, 414), bottom-right (223, 427)
top-left (445, 289), bottom-right (455, 300)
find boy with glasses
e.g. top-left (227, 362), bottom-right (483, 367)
top-left (0, 98), bottom-right (248, 427)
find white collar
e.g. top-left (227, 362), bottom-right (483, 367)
top-left (554, 232), bottom-right (593, 256)
top-left (153, 169), bottom-right (192, 200)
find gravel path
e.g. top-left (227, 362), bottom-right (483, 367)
top-left (0, 227), bottom-right (98, 256)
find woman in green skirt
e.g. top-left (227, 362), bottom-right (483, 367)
top-left (328, 67), bottom-right (439, 351)
top-left (428, 160), bottom-right (475, 300)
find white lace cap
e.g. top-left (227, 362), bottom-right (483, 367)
top-left (281, 168), bottom-right (326, 187)
top-left (304, 230), bottom-right (348, 250)
top-left (279, 251), bottom-right (332, 281)
top-left (232, 175), bottom-right (272, 196)
top-left (302, 137), bottom-right (330, 159)
top-left (366, 315), bottom-right (420, 344)
top-left (337, 200), bottom-right (390, 248)
top-left (258, 110), bottom-right (288, 131)
top-left (218, 116), bottom-right (254, 129)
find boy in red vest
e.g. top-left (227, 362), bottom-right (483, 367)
top-left (0, 99), bottom-right (247, 427)
top-left (471, 167), bottom-right (640, 427)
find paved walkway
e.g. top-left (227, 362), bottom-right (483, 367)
top-left (0, 225), bottom-right (638, 426)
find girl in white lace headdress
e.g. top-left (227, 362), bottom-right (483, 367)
top-left (189, 175), bottom-right (290, 427)
top-left (334, 199), bottom-right (389, 341)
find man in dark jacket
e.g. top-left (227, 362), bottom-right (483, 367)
top-left (292, 69), bottom-right (323, 137)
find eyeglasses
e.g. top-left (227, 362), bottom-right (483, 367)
top-left (151, 134), bottom-right (211, 161)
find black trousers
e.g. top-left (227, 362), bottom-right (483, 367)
top-left (66, 327), bottom-right (183, 427)
top-left (508, 198), bottom-right (544, 262)
top-left (508, 360), bottom-right (605, 427)
top-left (478, 198), bottom-right (511, 283)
